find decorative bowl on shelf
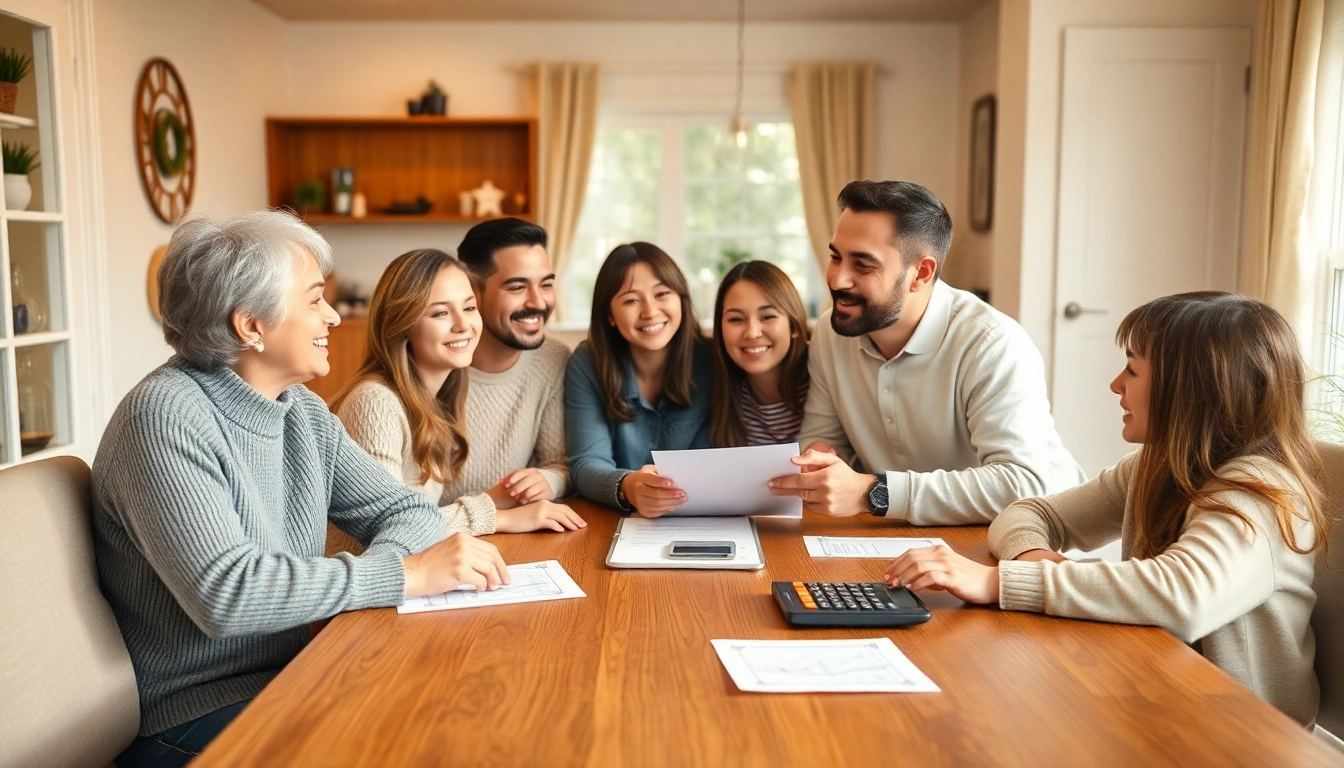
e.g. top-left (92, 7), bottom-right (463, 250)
top-left (20, 430), bottom-right (54, 455)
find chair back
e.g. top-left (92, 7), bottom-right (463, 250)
top-left (1313, 440), bottom-right (1344, 735)
top-left (0, 457), bottom-right (138, 768)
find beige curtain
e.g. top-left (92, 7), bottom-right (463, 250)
top-left (1242, 0), bottom-right (1326, 342)
top-left (788, 63), bottom-right (877, 278)
top-left (533, 63), bottom-right (600, 321)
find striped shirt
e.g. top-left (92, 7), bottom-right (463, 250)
top-left (741, 381), bottom-right (808, 446)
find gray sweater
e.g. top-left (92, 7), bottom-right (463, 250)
top-left (92, 359), bottom-right (448, 735)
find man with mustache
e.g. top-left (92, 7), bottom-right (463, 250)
top-left (769, 180), bottom-right (1085, 524)
top-left (452, 217), bottom-right (571, 508)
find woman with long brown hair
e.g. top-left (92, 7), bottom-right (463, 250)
top-left (335, 248), bottom-right (584, 535)
top-left (881, 292), bottom-right (1330, 726)
top-left (710, 261), bottom-right (810, 447)
top-left (564, 242), bottom-right (713, 516)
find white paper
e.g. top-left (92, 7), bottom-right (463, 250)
top-left (803, 536), bottom-right (949, 559)
top-left (711, 638), bottom-right (940, 694)
top-left (397, 560), bottom-right (585, 614)
top-left (608, 516), bottom-right (762, 567)
top-left (651, 443), bottom-right (802, 517)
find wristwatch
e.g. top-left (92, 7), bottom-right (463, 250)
top-left (866, 475), bottom-right (889, 517)
top-left (615, 475), bottom-right (632, 511)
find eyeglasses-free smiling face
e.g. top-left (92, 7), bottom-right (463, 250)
top-left (1110, 347), bottom-right (1151, 443)
top-left (608, 261), bottom-right (682, 354)
top-left (827, 208), bottom-right (911, 337)
top-left (720, 278), bottom-right (793, 377)
top-left (256, 248), bottom-right (340, 387)
top-left (478, 244), bottom-right (555, 351)
top-left (409, 265), bottom-right (482, 377)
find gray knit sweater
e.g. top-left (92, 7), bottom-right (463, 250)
top-left (92, 358), bottom-right (447, 735)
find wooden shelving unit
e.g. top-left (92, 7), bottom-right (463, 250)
top-left (265, 117), bottom-right (537, 224)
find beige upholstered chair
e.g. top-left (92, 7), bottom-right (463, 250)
top-left (1313, 440), bottom-right (1344, 738)
top-left (0, 457), bottom-right (138, 768)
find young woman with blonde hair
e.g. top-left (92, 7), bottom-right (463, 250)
top-left (335, 248), bottom-right (584, 535)
top-left (710, 260), bottom-right (810, 447)
top-left (883, 291), bottom-right (1330, 726)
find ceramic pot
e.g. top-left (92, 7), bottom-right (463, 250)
top-left (0, 82), bottom-right (16, 114)
top-left (4, 173), bottom-right (31, 211)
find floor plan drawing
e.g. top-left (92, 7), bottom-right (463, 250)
top-left (398, 560), bottom-right (586, 614)
top-left (710, 638), bottom-right (941, 693)
top-left (803, 536), bottom-right (949, 559)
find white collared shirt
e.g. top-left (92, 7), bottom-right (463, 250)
top-left (799, 281), bottom-right (1087, 525)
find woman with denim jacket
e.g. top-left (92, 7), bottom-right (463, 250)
top-left (564, 242), bottom-right (712, 516)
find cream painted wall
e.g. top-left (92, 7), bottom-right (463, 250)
top-left (94, 0), bottom-right (286, 401)
top-left (279, 21), bottom-right (962, 299)
top-left (993, 0), bottom-right (1259, 372)
top-left (945, 0), bottom-right (998, 297)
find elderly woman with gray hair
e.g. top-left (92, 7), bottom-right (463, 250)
top-left (93, 210), bottom-right (510, 768)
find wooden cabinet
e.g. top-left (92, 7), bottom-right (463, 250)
top-left (307, 318), bottom-right (367, 404)
top-left (265, 117), bottom-right (537, 224)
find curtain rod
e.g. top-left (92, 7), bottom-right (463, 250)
top-left (507, 63), bottom-right (893, 76)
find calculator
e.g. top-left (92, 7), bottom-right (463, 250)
top-left (772, 581), bottom-right (932, 627)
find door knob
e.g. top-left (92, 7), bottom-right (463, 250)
top-left (1062, 301), bottom-right (1107, 320)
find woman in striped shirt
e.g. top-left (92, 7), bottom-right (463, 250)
top-left (710, 260), bottom-right (811, 447)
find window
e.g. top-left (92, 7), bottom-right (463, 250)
top-left (562, 116), bottom-right (816, 327)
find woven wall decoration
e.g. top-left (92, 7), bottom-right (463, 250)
top-left (134, 58), bottom-right (196, 223)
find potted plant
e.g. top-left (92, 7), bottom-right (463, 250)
top-left (3, 140), bottom-right (39, 211)
top-left (0, 47), bottom-right (31, 115)
top-left (420, 80), bottom-right (448, 117)
top-left (293, 176), bottom-right (326, 216)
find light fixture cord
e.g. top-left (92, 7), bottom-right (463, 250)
top-left (734, 0), bottom-right (746, 127)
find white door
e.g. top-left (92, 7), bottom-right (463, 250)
top-left (1052, 27), bottom-right (1249, 478)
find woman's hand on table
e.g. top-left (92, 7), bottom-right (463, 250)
top-left (403, 532), bottom-right (510, 597)
top-left (885, 545), bottom-right (999, 605)
top-left (496, 500), bottom-right (587, 533)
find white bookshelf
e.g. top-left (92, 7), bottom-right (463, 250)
top-left (0, 17), bottom-right (74, 470)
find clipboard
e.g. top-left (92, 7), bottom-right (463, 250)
top-left (606, 516), bottom-right (765, 570)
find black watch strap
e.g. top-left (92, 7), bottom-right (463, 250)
top-left (867, 475), bottom-right (889, 517)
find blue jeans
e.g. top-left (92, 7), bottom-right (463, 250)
top-left (116, 700), bottom-right (249, 768)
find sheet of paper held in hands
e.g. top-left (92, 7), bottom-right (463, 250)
top-left (803, 536), bottom-right (950, 559)
top-left (608, 516), bottom-right (763, 568)
top-left (651, 443), bottom-right (802, 517)
top-left (711, 638), bottom-right (941, 694)
top-left (398, 560), bottom-right (585, 614)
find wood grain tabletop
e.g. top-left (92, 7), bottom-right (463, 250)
top-left (194, 500), bottom-right (1338, 767)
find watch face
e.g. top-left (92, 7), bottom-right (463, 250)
top-left (869, 482), bottom-right (889, 512)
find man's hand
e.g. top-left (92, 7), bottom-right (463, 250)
top-left (885, 545), bottom-right (998, 604)
top-left (621, 465), bottom-right (686, 517)
top-left (802, 440), bottom-right (840, 457)
top-left (767, 449), bottom-right (873, 517)
top-left (496, 500), bottom-right (587, 533)
top-left (402, 532), bottom-right (510, 597)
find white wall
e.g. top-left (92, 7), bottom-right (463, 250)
top-left (280, 21), bottom-right (962, 299)
top-left (945, 1), bottom-right (998, 296)
top-left (993, 0), bottom-right (1259, 372)
top-left (94, 0), bottom-right (286, 401)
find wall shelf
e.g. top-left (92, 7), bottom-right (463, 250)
top-left (0, 112), bottom-right (36, 129)
top-left (266, 116), bottom-right (537, 224)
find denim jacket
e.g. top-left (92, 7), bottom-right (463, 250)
top-left (564, 339), bottom-right (713, 508)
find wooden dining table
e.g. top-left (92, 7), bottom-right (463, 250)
top-left (194, 499), bottom-right (1338, 767)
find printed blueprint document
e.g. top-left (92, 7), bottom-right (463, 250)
top-left (398, 560), bottom-right (585, 614)
top-left (803, 536), bottom-right (949, 559)
top-left (711, 638), bottom-right (941, 694)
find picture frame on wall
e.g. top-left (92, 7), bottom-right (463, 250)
top-left (969, 94), bottom-right (996, 233)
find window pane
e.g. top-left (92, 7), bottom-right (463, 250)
top-left (683, 121), bottom-right (813, 315)
top-left (565, 127), bottom-right (662, 325)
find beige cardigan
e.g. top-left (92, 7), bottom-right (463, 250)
top-left (989, 452), bottom-right (1319, 727)
top-left (336, 379), bottom-right (497, 536)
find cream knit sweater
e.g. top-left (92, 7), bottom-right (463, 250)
top-left (439, 336), bottom-right (571, 503)
top-left (989, 451), bottom-right (1319, 726)
top-left (336, 379), bottom-right (497, 536)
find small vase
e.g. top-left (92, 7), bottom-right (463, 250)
top-left (4, 173), bottom-right (32, 211)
